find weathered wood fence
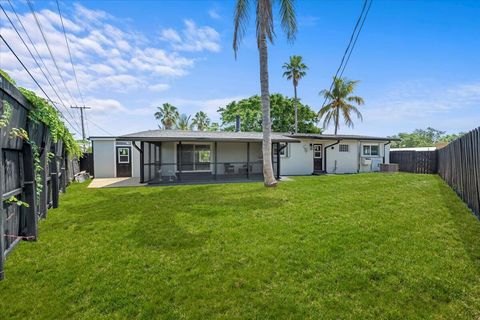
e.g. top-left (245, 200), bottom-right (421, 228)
top-left (80, 152), bottom-right (94, 176)
top-left (390, 150), bottom-right (437, 174)
top-left (437, 128), bottom-right (480, 218)
top-left (390, 127), bottom-right (480, 218)
top-left (0, 75), bottom-right (78, 279)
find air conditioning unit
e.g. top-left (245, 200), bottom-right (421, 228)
top-left (362, 158), bottom-right (372, 166)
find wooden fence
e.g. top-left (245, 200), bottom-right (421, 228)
top-left (437, 128), bottom-right (480, 218)
top-left (80, 152), bottom-right (94, 176)
top-left (0, 75), bottom-right (77, 279)
top-left (390, 150), bottom-right (437, 174)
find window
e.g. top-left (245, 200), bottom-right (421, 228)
top-left (177, 144), bottom-right (211, 171)
top-left (273, 143), bottom-right (289, 157)
top-left (117, 147), bottom-right (130, 163)
top-left (363, 144), bottom-right (380, 156)
top-left (339, 144), bottom-right (349, 152)
top-left (313, 144), bottom-right (322, 158)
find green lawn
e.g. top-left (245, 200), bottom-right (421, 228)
top-left (1, 173), bottom-right (480, 319)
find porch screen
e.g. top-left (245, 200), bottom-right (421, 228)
top-left (178, 144), bottom-right (211, 171)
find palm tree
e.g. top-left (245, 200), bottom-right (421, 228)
top-left (191, 111), bottom-right (211, 131)
top-left (154, 103), bottom-right (179, 130)
top-left (318, 77), bottom-right (364, 135)
top-left (233, 0), bottom-right (297, 187)
top-left (176, 113), bottom-right (191, 130)
top-left (282, 55), bottom-right (307, 133)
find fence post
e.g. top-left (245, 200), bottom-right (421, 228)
top-left (0, 142), bottom-right (5, 280)
top-left (51, 152), bottom-right (59, 209)
top-left (22, 142), bottom-right (38, 240)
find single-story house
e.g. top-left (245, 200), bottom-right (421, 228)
top-left (89, 130), bottom-right (396, 184)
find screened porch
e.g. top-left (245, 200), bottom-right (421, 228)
top-left (130, 140), bottom-right (287, 185)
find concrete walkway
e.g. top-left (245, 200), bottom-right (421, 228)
top-left (88, 177), bottom-right (145, 188)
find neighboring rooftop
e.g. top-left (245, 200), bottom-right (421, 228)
top-left (90, 130), bottom-right (397, 142)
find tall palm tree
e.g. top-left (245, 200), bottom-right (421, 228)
top-left (154, 103), bottom-right (179, 130)
top-left (282, 55), bottom-right (307, 133)
top-left (233, 0), bottom-right (297, 187)
top-left (191, 111), bottom-right (210, 131)
top-left (176, 113), bottom-right (191, 130)
top-left (318, 77), bottom-right (364, 135)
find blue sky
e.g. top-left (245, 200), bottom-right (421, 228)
top-left (1, 0), bottom-right (479, 137)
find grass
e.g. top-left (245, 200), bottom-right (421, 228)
top-left (1, 173), bottom-right (480, 319)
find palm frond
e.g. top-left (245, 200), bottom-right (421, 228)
top-left (346, 95), bottom-right (364, 105)
top-left (233, 0), bottom-right (250, 57)
top-left (256, 0), bottom-right (275, 47)
top-left (278, 0), bottom-right (296, 42)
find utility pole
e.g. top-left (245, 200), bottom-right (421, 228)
top-left (70, 105), bottom-right (91, 142)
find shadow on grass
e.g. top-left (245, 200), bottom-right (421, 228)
top-left (436, 177), bottom-right (480, 272)
top-left (63, 184), bottom-right (285, 251)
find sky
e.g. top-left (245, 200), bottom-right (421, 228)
top-left (1, 0), bottom-right (479, 138)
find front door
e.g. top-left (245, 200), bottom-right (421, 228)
top-left (116, 146), bottom-right (132, 177)
top-left (313, 144), bottom-right (323, 172)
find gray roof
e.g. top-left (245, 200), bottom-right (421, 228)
top-left (289, 133), bottom-right (399, 141)
top-left (113, 130), bottom-right (300, 142)
top-left (90, 130), bottom-right (396, 142)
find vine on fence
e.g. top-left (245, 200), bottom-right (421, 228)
top-left (10, 128), bottom-right (43, 200)
top-left (5, 196), bottom-right (29, 208)
top-left (0, 100), bottom-right (12, 128)
top-left (19, 88), bottom-right (82, 158)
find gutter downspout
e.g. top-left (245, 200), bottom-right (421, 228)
top-left (323, 140), bottom-right (341, 174)
top-left (276, 143), bottom-right (288, 180)
top-left (383, 140), bottom-right (391, 164)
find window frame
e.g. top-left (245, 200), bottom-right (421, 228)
top-left (176, 142), bottom-right (212, 172)
top-left (339, 144), bottom-right (349, 152)
top-left (362, 144), bottom-right (380, 156)
top-left (117, 147), bottom-right (130, 164)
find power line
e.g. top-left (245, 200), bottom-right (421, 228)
top-left (87, 118), bottom-right (114, 136)
top-left (71, 105), bottom-right (91, 141)
top-left (320, 0), bottom-right (372, 109)
top-left (0, 2), bottom-right (82, 133)
top-left (339, 0), bottom-right (373, 78)
top-left (6, 0), bottom-right (72, 111)
top-left (26, 0), bottom-right (79, 109)
top-left (56, 0), bottom-right (86, 110)
top-left (0, 35), bottom-right (82, 136)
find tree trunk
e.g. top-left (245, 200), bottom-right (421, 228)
top-left (259, 34), bottom-right (277, 187)
top-left (334, 106), bottom-right (339, 135)
top-left (293, 83), bottom-right (298, 133)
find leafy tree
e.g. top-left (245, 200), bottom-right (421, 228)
top-left (233, 0), bottom-right (297, 187)
top-left (282, 55), bottom-right (307, 133)
top-left (191, 111), bottom-right (211, 131)
top-left (154, 103), bottom-right (179, 130)
top-left (208, 122), bottom-right (221, 131)
top-left (390, 127), bottom-right (465, 148)
top-left (176, 113), bottom-right (191, 130)
top-left (318, 77), bottom-right (364, 134)
top-left (218, 94), bottom-right (320, 133)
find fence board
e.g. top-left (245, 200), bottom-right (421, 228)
top-left (390, 150), bottom-right (437, 174)
top-left (438, 127), bottom-right (480, 218)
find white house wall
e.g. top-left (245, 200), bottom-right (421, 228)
top-left (280, 140), bottom-right (314, 175)
top-left (92, 139), bottom-right (115, 178)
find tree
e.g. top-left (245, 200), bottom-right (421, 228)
top-left (282, 55), bottom-right (307, 133)
top-left (207, 122), bottom-right (221, 131)
top-left (318, 77), bottom-right (364, 135)
top-left (233, 0), bottom-right (297, 187)
top-left (390, 128), bottom-right (465, 148)
top-left (191, 111), bottom-right (211, 131)
top-left (218, 94), bottom-right (320, 133)
top-left (176, 113), bottom-right (191, 130)
top-left (154, 103), bottom-right (179, 130)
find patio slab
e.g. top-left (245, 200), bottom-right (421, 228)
top-left (88, 178), bottom-right (145, 188)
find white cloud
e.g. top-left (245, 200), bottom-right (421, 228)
top-left (160, 19), bottom-right (221, 52)
top-left (208, 9), bottom-right (221, 20)
top-left (149, 83), bottom-right (171, 92)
